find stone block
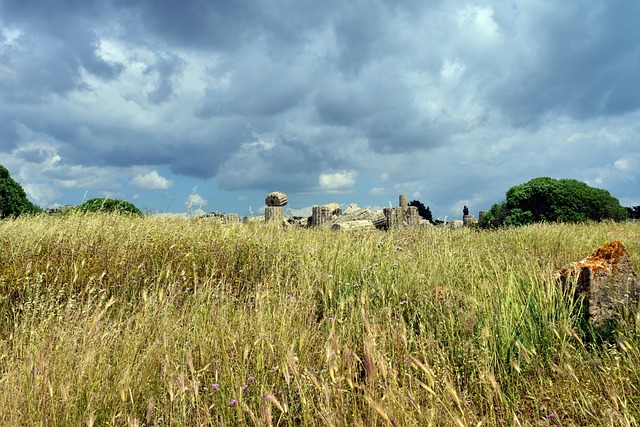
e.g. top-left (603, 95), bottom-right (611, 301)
top-left (331, 220), bottom-right (375, 231)
top-left (555, 240), bottom-right (639, 331)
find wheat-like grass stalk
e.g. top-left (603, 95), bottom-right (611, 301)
top-left (0, 214), bottom-right (638, 425)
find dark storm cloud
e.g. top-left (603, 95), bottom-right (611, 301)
top-left (196, 50), bottom-right (309, 119)
top-left (144, 53), bottom-right (185, 104)
top-left (489, 2), bottom-right (640, 125)
top-left (215, 134), bottom-right (333, 192)
top-left (0, 0), bottom-right (124, 102)
top-left (14, 147), bottom-right (53, 163)
top-left (1, 0), bottom-right (639, 211)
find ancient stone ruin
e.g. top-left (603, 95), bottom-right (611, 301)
top-left (264, 191), bottom-right (288, 223)
top-left (262, 191), bottom-right (479, 230)
top-left (463, 214), bottom-right (477, 226)
top-left (310, 203), bottom-right (342, 226)
top-left (555, 240), bottom-right (639, 333)
top-left (383, 195), bottom-right (421, 229)
top-left (202, 213), bottom-right (240, 223)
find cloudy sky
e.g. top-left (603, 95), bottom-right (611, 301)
top-left (1, 1), bottom-right (638, 218)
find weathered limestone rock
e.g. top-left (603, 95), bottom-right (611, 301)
top-left (405, 206), bottom-right (420, 226)
top-left (201, 213), bottom-right (240, 223)
top-left (399, 194), bottom-right (409, 212)
top-left (384, 207), bottom-right (404, 229)
top-left (287, 216), bottom-right (308, 227)
top-left (448, 220), bottom-right (464, 229)
top-left (322, 203), bottom-right (342, 216)
top-left (333, 208), bottom-right (374, 224)
top-left (222, 213), bottom-right (240, 223)
top-left (265, 206), bottom-right (284, 223)
top-left (344, 203), bottom-right (361, 215)
top-left (331, 220), bottom-right (375, 231)
top-left (463, 214), bottom-right (477, 226)
top-left (311, 206), bottom-right (330, 226)
top-left (265, 192), bottom-right (288, 207)
top-left (311, 205), bottom-right (341, 227)
top-left (555, 240), bottom-right (639, 330)
top-left (384, 206), bottom-right (420, 229)
top-left (372, 211), bottom-right (387, 229)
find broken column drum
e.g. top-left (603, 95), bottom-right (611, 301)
top-left (265, 192), bottom-right (288, 207)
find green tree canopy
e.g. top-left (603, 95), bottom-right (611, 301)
top-left (479, 177), bottom-right (627, 227)
top-left (0, 165), bottom-right (41, 218)
top-left (74, 198), bottom-right (142, 215)
top-left (409, 199), bottom-right (433, 223)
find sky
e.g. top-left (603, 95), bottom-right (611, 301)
top-left (1, 1), bottom-right (639, 219)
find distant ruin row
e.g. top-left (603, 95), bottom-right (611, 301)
top-left (262, 191), bottom-right (481, 230)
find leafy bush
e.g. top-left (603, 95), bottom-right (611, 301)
top-left (480, 177), bottom-right (627, 228)
top-left (409, 199), bottom-right (433, 223)
top-left (0, 165), bottom-right (41, 218)
top-left (74, 198), bottom-right (142, 215)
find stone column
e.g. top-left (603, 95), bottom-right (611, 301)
top-left (399, 194), bottom-right (409, 212)
top-left (463, 214), bottom-right (477, 226)
top-left (311, 206), bottom-right (333, 227)
top-left (405, 206), bottom-right (420, 227)
top-left (384, 207), bottom-right (404, 229)
top-left (265, 206), bottom-right (283, 223)
top-left (265, 191), bottom-right (288, 223)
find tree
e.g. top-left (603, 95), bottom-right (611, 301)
top-left (0, 165), bottom-right (41, 218)
top-left (409, 199), bottom-right (433, 223)
top-left (628, 206), bottom-right (640, 220)
top-left (478, 201), bottom-right (508, 228)
top-left (479, 177), bottom-right (627, 228)
top-left (75, 198), bottom-right (142, 215)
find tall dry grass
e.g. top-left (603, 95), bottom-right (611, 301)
top-left (0, 213), bottom-right (639, 426)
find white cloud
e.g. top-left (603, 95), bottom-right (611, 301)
top-left (614, 158), bottom-right (629, 171)
top-left (286, 206), bottom-right (313, 217)
top-left (456, 5), bottom-right (501, 47)
top-left (22, 183), bottom-right (60, 208)
top-left (440, 59), bottom-right (466, 83)
top-left (130, 170), bottom-right (173, 190)
top-left (369, 187), bottom-right (386, 196)
top-left (185, 193), bottom-right (208, 208)
top-left (319, 171), bottom-right (356, 193)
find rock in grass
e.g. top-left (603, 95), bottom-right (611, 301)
top-left (555, 240), bottom-right (639, 333)
top-left (331, 219), bottom-right (375, 231)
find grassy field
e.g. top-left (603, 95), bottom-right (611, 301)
top-left (0, 214), bottom-right (639, 426)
